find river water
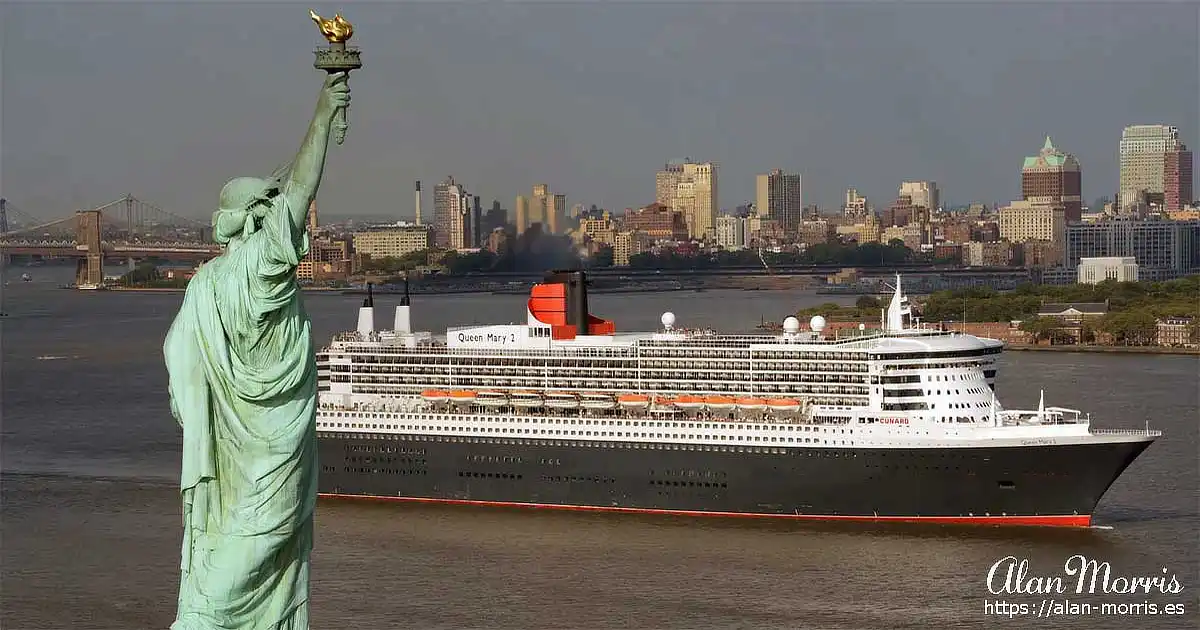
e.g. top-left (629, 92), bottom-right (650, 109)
top-left (2, 267), bottom-right (1197, 629)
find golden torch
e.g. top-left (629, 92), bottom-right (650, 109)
top-left (310, 9), bottom-right (362, 145)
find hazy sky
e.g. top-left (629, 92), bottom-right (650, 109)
top-left (1, 2), bottom-right (1196, 223)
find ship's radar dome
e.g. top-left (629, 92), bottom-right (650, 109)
top-left (809, 315), bottom-right (827, 333)
top-left (783, 316), bottom-right (801, 334)
top-left (661, 312), bottom-right (676, 329)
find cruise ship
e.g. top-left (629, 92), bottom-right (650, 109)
top-left (315, 270), bottom-right (1160, 527)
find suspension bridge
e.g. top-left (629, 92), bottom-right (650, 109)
top-left (0, 195), bottom-right (222, 287)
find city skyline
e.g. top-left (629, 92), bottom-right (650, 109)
top-left (1, 3), bottom-right (1196, 221)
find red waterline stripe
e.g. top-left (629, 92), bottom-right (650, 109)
top-left (318, 493), bottom-right (1091, 528)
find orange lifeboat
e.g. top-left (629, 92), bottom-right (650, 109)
top-left (448, 390), bottom-right (477, 404)
top-left (618, 393), bottom-right (650, 409)
top-left (736, 397), bottom-right (768, 411)
top-left (674, 394), bottom-right (705, 411)
top-left (766, 398), bottom-right (802, 413)
top-left (421, 389), bottom-right (449, 403)
top-left (705, 395), bottom-right (736, 411)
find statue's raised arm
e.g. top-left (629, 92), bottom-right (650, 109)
top-left (280, 71), bottom-right (351, 228)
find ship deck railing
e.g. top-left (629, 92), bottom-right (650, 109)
top-left (1089, 428), bottom-right (1163, 437)
top-left (328, 328), bottom-right (970, 351)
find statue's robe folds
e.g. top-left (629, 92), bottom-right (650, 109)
top-left (164, 196), bottom-right (315, 630)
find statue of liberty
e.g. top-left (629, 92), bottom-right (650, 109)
top-left (163, 69), bottom-right (350, 630)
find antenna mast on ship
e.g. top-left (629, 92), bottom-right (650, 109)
top-left (884, 274), bottom-right (911, 333)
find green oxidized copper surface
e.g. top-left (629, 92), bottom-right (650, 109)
top-left (163, 69), bottom-right (350, 630)
top-left (1022, 135), bottom-right (1079, 169)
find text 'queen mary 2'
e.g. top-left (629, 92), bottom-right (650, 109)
top-left (315, 270), bottom-right (1161, 527)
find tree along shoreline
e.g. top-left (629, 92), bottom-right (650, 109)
top-left (794, 276), bottom-right (1199, 348)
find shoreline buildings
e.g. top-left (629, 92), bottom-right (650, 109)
top-left (1022, 137), bottom-right (1082, 222)
top-left (656, 160), bottom-right (718, 240)
top-left (1119, 125), bottom-right (1193, 215)
top-left (755, 169), bottom-right (803, 235)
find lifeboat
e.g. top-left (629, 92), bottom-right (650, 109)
top-left (617, 393), bottom-right (650, 409)
top-left (705, 396), bottom-right (737, 411)
top-left (475, 391), bottom-right (508, 407)
top-left (545, 392), bottom-right (580, 409)
top-left (766, 398), bottom-right (802, 413)
top-left (580, 393), bottom-right (617, 410)
top-left (674, 394), bottom-right (706, 411)
top-left (510, 391), bottom-right (542, 408)
top-left (448, 390), bottom-right (476, 404)
top-left (735, 397), bottom-right (768, 411)
top-left (421, 389), bottom-right (449, 403)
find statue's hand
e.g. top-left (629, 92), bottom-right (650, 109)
top-left (319, 72), bottom-right (351, 121)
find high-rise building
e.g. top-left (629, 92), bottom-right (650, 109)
top-left (482, 201), bottom-right (507, 235)
top-left (1021, 136), bottom-right (1082, 222)
top-left (899, 181), bottom-right (940, 213)
top-left (665, 161), bottom-right (718, 239)
top-left (515, 196), bottom-right (529, 235)
top-left (307, 200), bottom-right (318, 234)
top-left (843, 188), bottom-right (869, 218)
top-left (472, 195), bottom-right (482, 247)
top-left (884, 195), bottom-right (916, 228)
top-left (529, 184), bottom-right (567, 235)
top-left (1165, 146), bottom-right (1194, 214)
top-left (754, 169), bottom-right (803, 233)
top-left (998, 200), bottom-right (1065, 243)
top-left (433, 176), bottom-right (471, 249)
top-left (655, 163), bottom-right (685, 208)
top-left (1119, 125), bottom-right (1188, 214)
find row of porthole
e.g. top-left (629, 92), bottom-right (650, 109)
top-left (342, 468), bottom-right (427, 475)
top-left (344, 456), bottom-right (425, 465)
top-left (651, 480), bottom-right (728, 489)
top-left (324, 423), bottom-right (841, 446)
top-left (458, 471), bottom-right (523, 480)
top-left (324, 433), bottom-right (804, 455)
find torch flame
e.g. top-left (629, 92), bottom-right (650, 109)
top-left (310, 9), bottom-right (353, 44)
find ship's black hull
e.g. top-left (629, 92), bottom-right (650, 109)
top-left (316, 431), bottom-right (1153, 527)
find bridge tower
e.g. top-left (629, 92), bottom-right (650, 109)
top-left (0, 198), bottom-right (8, 233)
top-left (75, 209), bottom-right (103, 287)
